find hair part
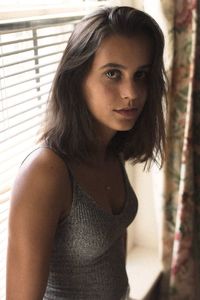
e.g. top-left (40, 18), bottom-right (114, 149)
top-left (38, 6), bottom-right (167, 168)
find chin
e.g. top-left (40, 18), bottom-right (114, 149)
top-left (117, 128), bottom-right (134, 133)
top-left (116, 123), bottom-right (135, 132)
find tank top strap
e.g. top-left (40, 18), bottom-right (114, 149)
top-left (20, 146), bottom-right (44, 166)
top-left (20, 145), bottom-right (75, 184)
top-left (40, 145), bottom-right (75, 184)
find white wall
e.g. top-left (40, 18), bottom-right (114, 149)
top-left (107, 0), bottom-right (143, 9)
top-left (125, 162), bottom-right (164, 253)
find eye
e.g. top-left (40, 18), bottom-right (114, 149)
top-left (134, 70), bottom-right (149, 80)
top-left (105, 69), bottom-right (121, 80)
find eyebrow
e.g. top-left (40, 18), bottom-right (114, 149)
top-left (100, 63), bottom-right (151, 70)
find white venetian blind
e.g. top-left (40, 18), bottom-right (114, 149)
top-left (0, 12), bottom-right (85, 300)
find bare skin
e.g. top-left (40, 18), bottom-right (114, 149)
top-left (6, 148), bottom-right (72, 299)
top-left (68, 153), bottom-right (125, 215)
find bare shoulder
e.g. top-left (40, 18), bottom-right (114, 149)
top-left (11, 147), bottom-right (72, 223)
top-left (7, 147), bottom-right (72, 299)
top-left (18, 147), bottom-right (70, 184)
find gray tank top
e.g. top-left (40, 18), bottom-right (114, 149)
top-left (43, 156), bottom-right (138, 300)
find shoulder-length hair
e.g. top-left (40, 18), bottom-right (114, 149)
top-left (39, 6), bottom-right (167, 168)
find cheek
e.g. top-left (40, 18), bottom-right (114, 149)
top-left (103, 91), bottom-right (118, 109)
top-left (100, 82), bottom-right (120, 103)
top-left (86, 81), bottom-right (117, 105)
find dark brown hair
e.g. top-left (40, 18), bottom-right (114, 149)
top-left (39, 6), bottom-right (167, 167)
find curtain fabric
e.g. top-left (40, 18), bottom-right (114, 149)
top-left (193, 0), bottom-right (200, 295)
top-left (161, 0), bottom-right (200, 299)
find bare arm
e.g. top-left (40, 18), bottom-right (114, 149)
top-left (6, 149), bottom-right (71, 300)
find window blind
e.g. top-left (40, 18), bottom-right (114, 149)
top-left (0, 13), bottom-right (84, 299)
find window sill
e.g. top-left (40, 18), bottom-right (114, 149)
top-left (126, 245), bottom-right (163, 300)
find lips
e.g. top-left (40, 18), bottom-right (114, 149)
top-left (114, 107), bottom-right (138, 118)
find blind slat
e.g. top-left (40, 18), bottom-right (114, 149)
top-left (0, 70), bottom-right (55, 91)
top-left (1, 60), bottom-right (59, 80)
top-left (0, 97), bottom-right (47, 124)
top-left (0, 119), bottom-right (42, 143)
top-left (0, 80), bottom-right (51, 103)
top-left (0, 127), bottom-right (42, 153)
top-left (0, 29), bottom-right (73, 47)
top-left (0, 50), bottom-right (63, 69)
top-left (0, 14), bottom-right (82, 33)
top-left (0, 110), bottom-right (45, 138)
top-left (0, 40), bottom-right (67, 58)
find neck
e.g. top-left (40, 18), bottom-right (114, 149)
top-left (86, 144), bottom-right (117, 167)
top-left (93, 122), bottom-right (116, 149)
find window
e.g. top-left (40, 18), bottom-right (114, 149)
top-left (0, 2), bottom-right (107, 298)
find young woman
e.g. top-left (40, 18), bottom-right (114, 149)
top-left (6, 6), bottom-right (166, 300)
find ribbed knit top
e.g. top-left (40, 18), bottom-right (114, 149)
top-left (43, 158), bottom-right (138, 300)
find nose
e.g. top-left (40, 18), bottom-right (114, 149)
top-left (120, 80), bottom-right (138, 101)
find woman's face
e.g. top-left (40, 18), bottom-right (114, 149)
top-left (83, 34), bottom-right (152, 143)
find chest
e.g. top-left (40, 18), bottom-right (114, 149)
top-left (70, 160), bottom-right (126, 215)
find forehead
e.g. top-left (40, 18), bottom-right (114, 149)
top-left (92, 34), bottom-right (152, 69)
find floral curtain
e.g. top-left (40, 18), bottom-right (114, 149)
top-left (193, 0), bottom-right (200, 294)
top-left (161, 0), bottom-right (200, 299)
